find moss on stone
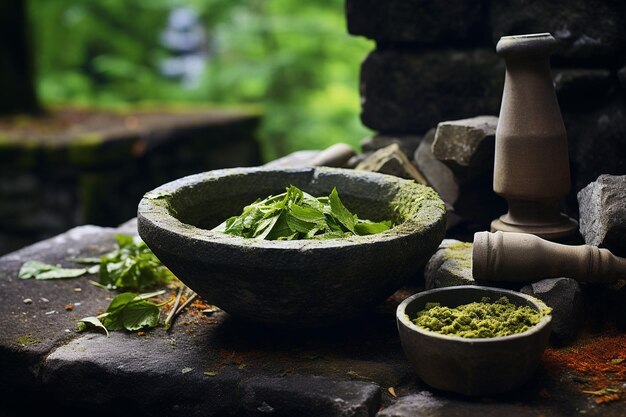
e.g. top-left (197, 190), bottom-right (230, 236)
top-left (15, 334), bottom-right (42, 347)
top-left (390, 183), bottom-right (445, 224)
top-left (442, 242), bottom-right (472, 269)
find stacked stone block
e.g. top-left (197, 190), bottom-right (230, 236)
top-left (347, 0), bottom-right (626, 214)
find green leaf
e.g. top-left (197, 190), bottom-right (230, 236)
top-left (106, 292), bottom-right (137, 312)
top-left (87, 265), bottom-right (100, 274)
top-left (37, 268), bottom-right (87, 280)
top-left (101, 313), bottom-right (125, 332)
top-left (96, 235), bottom-right (172, 290)
top-left (265, 211), bottom-right (294, 240)
top-left (115, 234), bottom-right (136, 249)
top-left (354, 220), bottom-right (392, 235)
top-left (254, 215), bottom-right (280, 239)
top-left (19, 261), bottom-right (54, 279)
top-left (80, 291), bottom-right (163, 334)
top-left (289, 204), bottom-right (326, 224)
top-left (77, 316), bottom-right (109, 336)
top-left (19, 260), bottom-right (87, 280)
top-left (328, 188), bottom-right (356, 233)
top-left (286, 212), bottom-right (317, 234)
top-left (120, 300), bottom-right (160, 331)
top-left (70, 257), bottom-right (101, 264)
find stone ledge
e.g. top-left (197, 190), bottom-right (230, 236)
top-left (2, 225), bottom-right (625, 416)
top-left (0, 107), bottom-right (262, 255)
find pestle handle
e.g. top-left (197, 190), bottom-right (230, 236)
top-left (472, 231), bottom-right (626, 283)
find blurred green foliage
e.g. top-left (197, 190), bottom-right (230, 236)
top-left (29, 0), bottom-right (373, 161)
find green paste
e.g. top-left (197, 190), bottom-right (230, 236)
top-left (411, 296), bottom-right (551, 338)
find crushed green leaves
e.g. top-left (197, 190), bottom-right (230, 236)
top-left (411, 296), bottom-right (551, 338)
top-left (215, 185), bottom-right (392, 240)
top-left (77, 290), bottom-right (165, 335)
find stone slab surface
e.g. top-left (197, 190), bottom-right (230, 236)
top-left (1, 225), bottom-right (625, 416)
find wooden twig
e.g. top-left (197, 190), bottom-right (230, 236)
top-left (164, 287), bottom-right (184, 330)
top-left (165, 290), bottom-right (198, 332)
top-left (174, 291), bottom-right (198, 317)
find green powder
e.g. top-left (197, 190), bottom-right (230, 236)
top-left (411, 296), bottom-right (551, 338)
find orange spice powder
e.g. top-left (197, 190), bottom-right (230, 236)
top-left (543, 333), bottom-right (626, 405)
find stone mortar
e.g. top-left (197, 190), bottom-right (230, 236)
top-left (138, 167), bottom-right (446, 328)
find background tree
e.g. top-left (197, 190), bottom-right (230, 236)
top-left (0, 0), bottom-right (40, 115)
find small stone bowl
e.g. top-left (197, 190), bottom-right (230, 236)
top-left (396, 286), bottom-right (552, 396)
top-left (138, 167), bottom-right (446, 328)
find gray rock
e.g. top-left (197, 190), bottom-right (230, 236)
top-left (264, 150), bottom-right (321, 168)
top-left (360, 48), bottom-right (504, 133)
top-left (554, 69), bottom-right (613, 107)
top-left (361, 134), bottom-right (422, 159)
top-left (520, 278), bottom-right (583, 345)
top-left (414, 129), bottom-right (506, 229)
top-left (356, 144), bottom-right (428, 183)
top-left (432, 116), bottom-right (498, 182)
top-left (491, 0), bottom-right (626, 62)
top-left (346, 152), bottom-right (372, 169)
top-left (424, 239), bottom-right (474, 289)
top-left (346, 0), bottom-right (485, 44)
top-left (578, 174), bottom-right (626, 257)
top-left (377, 391), bottom-right (546, 417)
top-left (414, 129), bottom-right (458, 207)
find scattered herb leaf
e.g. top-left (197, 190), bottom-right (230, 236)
top-left (19, 261), bottom-right (87, 280)
top-left (203, 371), bottom-right (218, 377)
top-left (97, 235), bottom-right (172, 290)
top-left (216, 185), bottom-right (392, 240)
top-left (77, 290), bottom-right (165, 335)
top-left (77, 316), bottom-right (109, 337)
top-left (181, 367), bottom-right (193, 374)
top-left (582, 387), bottom-right (620, 396)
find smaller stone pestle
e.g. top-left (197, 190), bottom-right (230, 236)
top-left (472, 231), bottom-right (626, 283)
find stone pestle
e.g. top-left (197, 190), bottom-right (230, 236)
top-left (472, 231), bottom-right (626, 283)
